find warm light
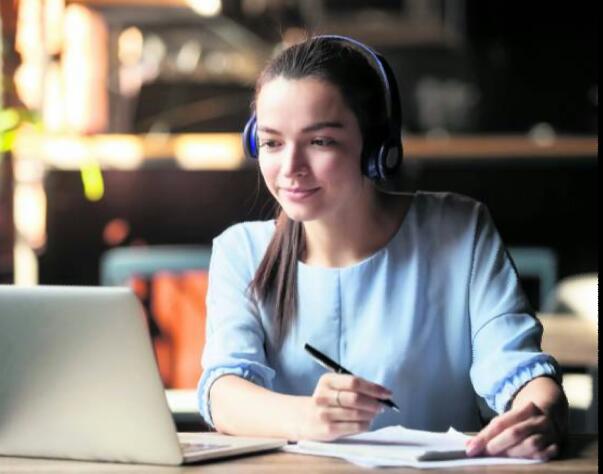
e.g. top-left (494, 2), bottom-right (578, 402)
top-left (118, 26), bottom-right (144, 66)
top-left (282, 27), bottom-right (307, 48)
top-left (119, 64), bottom-right (143, 97)
top-left (143, 34), bottom-right (167, 64)
top-left (174, 134), bottom-right (244, 169)
top-left (186, 0), bottom-right (222, 17)
top-left (63, 4), bottom-right (108, 133)
top-left (204, 51), bottom-right (229, 74)
top-left (13, 154), bottom-right (44, 182)
top-left (563, 374), bottom-right (593, 410)
top-left (41, 136), bottom-right (91, 167)
top-left (16, 0), bottom-right (43, 57)
top-left (44, 0), bottom-right (65, 55)
top-left (13, 132), bottom-right (145, 170)
top-left (176, 40), bottom-right (202, 73)
top-left (14, 239), bottom-right (39, 286)
top-left (14, 182), bottom-right (47, 250)
top-left (103, 218), bottom-right (131, 246)
top-left (529, 122), bottom-right (556, 147)
top-left (43, 62), bottom-right (65, 132)
top-left (230, 53), bottom-right (259, 79)
top-left (14, 62), bottom-right (44, 110)
top-left (140, 34), bottom-right (166, 85)
top-left (13, 132), bottom-right (267, 170)
top-left (93, 135), bottom-right (144, 169)
top-left (13, 155), bottom-right (46, 268)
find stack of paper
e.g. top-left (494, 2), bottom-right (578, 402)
top-left (285, 426), bottom-right (541, 468)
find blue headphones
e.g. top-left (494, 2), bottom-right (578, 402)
top-left (242, 35), bottom-right (403, 181)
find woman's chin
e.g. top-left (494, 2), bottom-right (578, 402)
top-left (280, 204), bottom-right (321, 223)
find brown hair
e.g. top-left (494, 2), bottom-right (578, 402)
top-left (248, 37), bottom-right (390, 343)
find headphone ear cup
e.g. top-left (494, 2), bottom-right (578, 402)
top-left (376, 142), bottom-right (402, 180)
top-left (242, 115), bottom-right (258, 159)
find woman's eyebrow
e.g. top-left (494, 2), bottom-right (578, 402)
top-left (257, 126), bottom-right (282, 135)
top-left (302, 121), bottom-right (344, 132)
top-left (257, 121), bottom-right (344, 135)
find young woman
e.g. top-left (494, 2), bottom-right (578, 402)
top-left (197, 35), bottom-right (568, 460)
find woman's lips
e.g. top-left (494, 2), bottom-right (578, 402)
top-left (279, 187), bottom-right (320, 201)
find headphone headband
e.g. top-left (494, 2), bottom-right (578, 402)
top-left (317, 35), bottom-right (394, 122)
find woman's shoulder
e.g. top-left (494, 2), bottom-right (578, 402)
top-left (213, 220), bottom-right (276, 258)
top-left (413, 191), bottom-right (487, 220)
top-left (414, 190), bottom-right (484, 209)
top-left (407, 191), bottom-right (491, 239)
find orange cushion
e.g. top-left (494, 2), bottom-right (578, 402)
top-left (129, 271), bottom-right (208, 388)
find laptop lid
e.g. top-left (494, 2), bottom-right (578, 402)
top-left (0, 285), bottom-right (184, 465)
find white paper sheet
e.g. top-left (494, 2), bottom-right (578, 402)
top-left (284, 426), bottom-right (541, 469)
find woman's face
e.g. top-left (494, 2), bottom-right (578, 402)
top-left (256, 76), bottom-right (367, 223)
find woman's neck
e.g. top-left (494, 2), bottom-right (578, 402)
top-left (301, 192), bottom-right (413, 268)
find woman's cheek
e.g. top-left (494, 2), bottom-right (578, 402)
top-left (315, 155), bottom-right (348, 181)
top-left (259, 158), bottom-right (279, 195)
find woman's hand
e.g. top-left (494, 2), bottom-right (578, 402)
top-left (466, 377), bottom-right (568, 460)
top-left (297, 373), bottom-right (390, 441)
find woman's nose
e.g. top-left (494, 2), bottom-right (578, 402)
top-left (280, 144), bottom-right (307, 177)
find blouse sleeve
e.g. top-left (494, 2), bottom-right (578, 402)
top-left (468, 203), bottom-right (561, 414)
top-left (197, 228), bottom-right (275, 427)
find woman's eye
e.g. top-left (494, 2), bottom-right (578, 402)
top-left (311, 137), bottom-right (336, 147)
top-left (259, 139), bottom-right (280, 149)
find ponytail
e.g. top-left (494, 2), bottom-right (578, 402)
top-left (249, 210), bottom-right (303, 344)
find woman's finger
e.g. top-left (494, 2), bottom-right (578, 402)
top-left (503, 434), bottom-right (551, 459)
top-left (536, 443), bottom-right (559, 461)
top-left (331, 390), bottom-right (383, 414)
top-left (318, 406), bottom-right (377, 423)
top-left (466, 402), bottom-right (542, 456)
top-left (482, 415), bottom-right (550, 456)
top-left (506, 438), bottom-right (559, 461)
top-left (326, 374), bottom-right (391, 400)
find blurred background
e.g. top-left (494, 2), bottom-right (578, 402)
top-left (0, 0), bottom-right (597, 432)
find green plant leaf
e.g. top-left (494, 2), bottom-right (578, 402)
top-left (0, 109), bottom-right (21, 132)
top-left (0, 129), bottom-right (17, 153)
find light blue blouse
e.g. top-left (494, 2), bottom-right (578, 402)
top-left (197, 192), bottom-right (559, 432)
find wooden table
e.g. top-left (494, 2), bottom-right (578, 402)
top-left (539, 313), bottom-right (598, 433)
top-left (0, 434), bottom-right (597, 473)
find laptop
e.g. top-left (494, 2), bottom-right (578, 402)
top-left (0, 285), bottom-right (286, 465)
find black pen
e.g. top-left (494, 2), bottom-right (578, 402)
top-left (304, 343), bottom-right (400, 412)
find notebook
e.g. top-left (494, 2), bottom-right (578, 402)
top-left (286, 426), bottom-right (540, 469)
top-left (0, 285), bottom-right (285, 465)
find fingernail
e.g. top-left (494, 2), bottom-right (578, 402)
top-left (466, 441), bottom-right (481, 457)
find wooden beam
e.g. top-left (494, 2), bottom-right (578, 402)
top-left (12, 132), bottom-right (598, 171)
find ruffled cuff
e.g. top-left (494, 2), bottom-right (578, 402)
top-left (485, 358), bottom-right (561, 414)
top-left (197, 365), bottom-right (274, 428)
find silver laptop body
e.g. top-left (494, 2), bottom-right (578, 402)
top-left (0, 285), bottom-right (284, 465)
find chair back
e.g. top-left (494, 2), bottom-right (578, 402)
top-left (100, 245), bottom-right (211, 388)
top-left (507, 246), bottom-right (558, 311)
